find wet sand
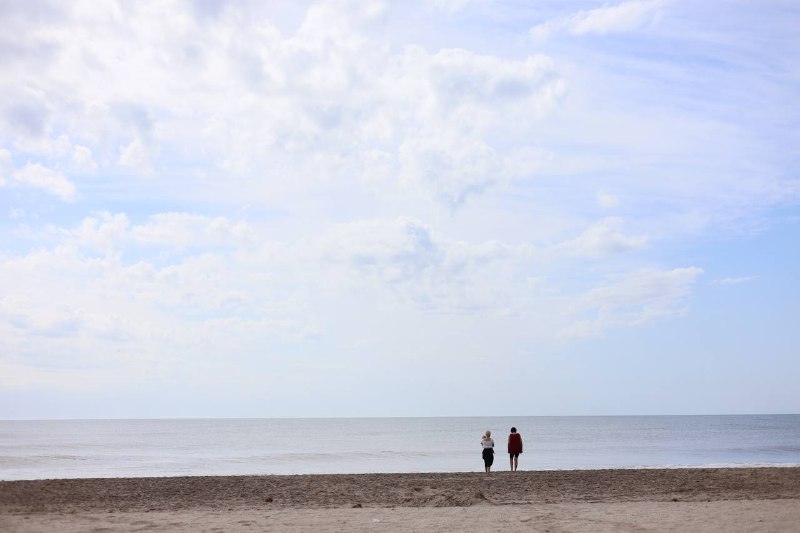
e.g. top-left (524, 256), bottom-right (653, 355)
top-left (2, 467), bottom-right (799, 531)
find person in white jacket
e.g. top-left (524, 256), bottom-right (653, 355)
top-left (481, 430), bottom-right (495, 473)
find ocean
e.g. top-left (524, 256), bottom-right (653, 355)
top-left (1, 415), bottom-right (799, 480)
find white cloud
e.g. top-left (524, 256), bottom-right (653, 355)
top-left (0, 207), bottom-right (707, 391)
top-left (0, 231), bottom-right (294, 379)
top-left (712, 276), bottom-right (757, 286)
top-left (0, 148), bottom-right (10, 185)
top-left (0, 1), bottom-right (794, 412)
top-left (560, 217), bottom-right (648, 258)
top-left (0, 2), bottom-right (566, 208)
top-left (131, 212), bottom-right (256, 248)
top-left (72, 144), bottom-right (98, 171)
top-left (64, 212), bottom-right (131, 253)
top-left (118, 138), bottom-right (151, 170)
top-left (532, 0), bottom-right (666, 41)
top-left (597, 192), bottom-right (620, 209)
top-left (398, 136), bottom-right (501, 208)
top-left (387, 48), bottom-right (563, 206)
top-left (12, 133), bottom-right (72, 159)
top-left (0, 0), bottom-right (793, 229)
top-left (569, 0), bottom-right (666, 35)
top-left (560, 266), bottom-right (702, 338)
top-left (58, 211), bottom-right (257, 252)
top-left (431, 0), bottom-right (480, 15)
top-left (426, 48), bottom-right (559, 105)
top-left (11, 162), bottom-right (76, 201)
top-left (318, 216), bottom-right (530, 312)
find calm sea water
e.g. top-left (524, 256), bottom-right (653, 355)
top-left (1, 415), bottom-right (799, 480)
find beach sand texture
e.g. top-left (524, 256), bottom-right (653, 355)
top-left (2, 467), bottom-right (799, 531)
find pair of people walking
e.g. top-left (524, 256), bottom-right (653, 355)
top-left (480, 427), bottom-right (523, 473)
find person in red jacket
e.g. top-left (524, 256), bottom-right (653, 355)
top-left (507, 427), bottom-right (523, 471)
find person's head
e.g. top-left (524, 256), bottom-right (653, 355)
top-left (510, 427), bottom-right (517, 433)
top-left (485, 430), bottom-right (491, 437)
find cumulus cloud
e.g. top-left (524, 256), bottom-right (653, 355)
top-left (131, 212), bottom-right (256, 248)
top-left (72, 145), bottom-right (98, 171)
top-left (0, 1), bottom-right (565, 208)
top-left (560, 218), bottom-right (648, 258)
top-left (398, 136), bottom-right (501, 207)
top-left (0, 0), bottom-right (793, 226)
top-left (0, 206), bottom-right (707, 390)
top-left (387, 48), bottom-right (563, 206)
top-left (63, 212), bottom-right (131, 253)
top-left (318, 216), bottom-right (530, 312)
top-left (118, 138), bottom-right (151, 170)
top-left (11, 162), bottom-right (76, 201)
top-left (0, 223), bottom-right (289, 378)
top-left (0, 1), bottom-right (790, 403)
top-left (426, 48), bottom-right (559, 105)
top-left (61, 211), bottom-right (256, 252)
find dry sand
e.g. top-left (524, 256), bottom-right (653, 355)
top-left (2, 467), bottom-right (799, 531)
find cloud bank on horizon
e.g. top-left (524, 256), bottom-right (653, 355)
top-left (1, 0), bottom-right (798, 418)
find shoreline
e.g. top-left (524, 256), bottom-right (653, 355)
top-left (3, 467), bottom-right (799, 511)
top-left (3, 467), bottom-right (799, 531)
top-left (5, 461), bottom-right (800, 483)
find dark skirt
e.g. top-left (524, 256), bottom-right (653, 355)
top-left (482, 447), bottom-right (494, 467)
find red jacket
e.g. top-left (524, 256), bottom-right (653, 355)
top-left (508, 432), bottom-right (523, 454)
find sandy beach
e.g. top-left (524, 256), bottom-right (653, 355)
top-left (2, 467), bottom-right (799, 531)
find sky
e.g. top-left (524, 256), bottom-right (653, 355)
top-left (1, 0), bottom-right (799, 419)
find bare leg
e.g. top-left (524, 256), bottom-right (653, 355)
top-left (510, 455), bottom-right (514, 471)
top-left (513, 456), bottom-right (519, 471)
